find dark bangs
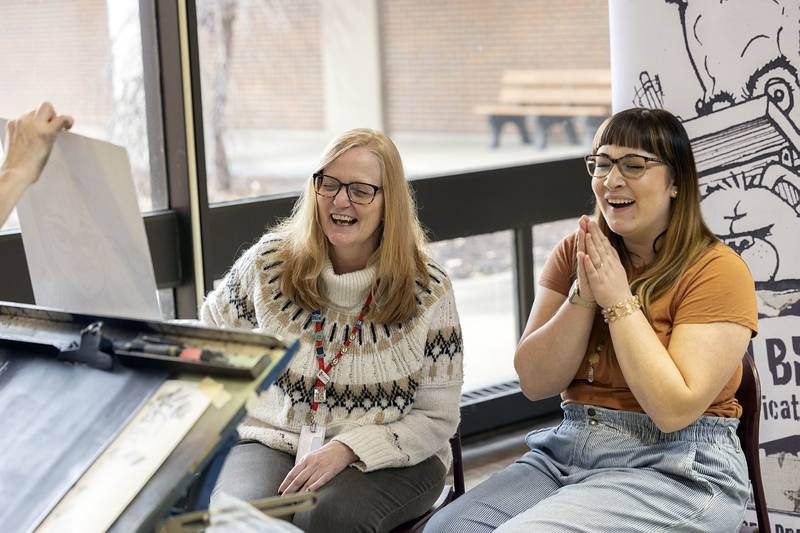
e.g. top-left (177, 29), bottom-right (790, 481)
top-left (592, 108), bottom-right (690, 167)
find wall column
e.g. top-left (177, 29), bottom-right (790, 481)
top-left (320, 0), bottom-right (384, 134)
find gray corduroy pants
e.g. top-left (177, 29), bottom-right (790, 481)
top-left (211, 440), bottom-right (446, 533)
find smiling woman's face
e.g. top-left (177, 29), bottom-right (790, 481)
top-left (592, 144), bottom-right (675, 246)
top-left (316, 146), bottom-right (384, 266)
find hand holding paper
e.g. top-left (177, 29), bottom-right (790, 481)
top-left (1, 114), bottom-right (161, 321)
top-left (0, 102), bottom-right (73, 226)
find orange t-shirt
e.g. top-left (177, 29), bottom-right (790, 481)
top-left (538, 232), bottom-right (758, 419)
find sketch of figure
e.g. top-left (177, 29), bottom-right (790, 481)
top-left (786, 487), bottom-right (800, 513)
top-left (700, 163), bottom-right (800, 317)
top-left (667, 0), bottom-right (800, 119)
top-left (613, 0), bottom-right (800, 521)
top-left (613, 0), bottom-right (800, 522)
top-left (631, 1), bottom-right (800, 317)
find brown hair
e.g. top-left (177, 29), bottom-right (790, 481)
top-left (591, 107), bottom-right (717, 316)
top-left (273, 128), bottom-right (429, 324)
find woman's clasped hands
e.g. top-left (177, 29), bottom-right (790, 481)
top-left (576, 215), bottom-right (632, 309)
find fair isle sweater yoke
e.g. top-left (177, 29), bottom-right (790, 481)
top-left (200, 235), bottom-right (464, 472)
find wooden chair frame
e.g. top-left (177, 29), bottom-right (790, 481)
top-left (736, 352), bottom-right (770, 533)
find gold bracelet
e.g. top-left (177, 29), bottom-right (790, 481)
top-left (601, 295), bottom-right (641, 323)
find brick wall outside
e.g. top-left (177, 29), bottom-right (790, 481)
top-left (200, 0), bottom-right (608, 134)
top-left (1, 1), bottom-right (609, 135)
top-left (0, 1), bottom-right (112, 126)
top-left (380, 0), bottom-right (610, 133)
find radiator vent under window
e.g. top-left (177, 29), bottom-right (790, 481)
top-left (460, 380), bottom-right (520, 406)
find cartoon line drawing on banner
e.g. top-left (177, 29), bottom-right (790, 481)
top-left (623, 0), bottom-right (800, 523)
top-left (786, 486), bottom-right (800, 513)
top-left (631, 0), bottom-right (800, 320)
top-left (666, 0), bottom-right (800, 117)
top-left (632, 71), bottom-right (664, 109)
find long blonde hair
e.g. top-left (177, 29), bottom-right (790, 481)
top-left (273, 128), bottom-right (429, 324)
top-left (591, 108), bottom-right (717, 317)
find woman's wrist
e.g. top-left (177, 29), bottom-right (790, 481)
top-left (601, 295), bottom-right (641, 323)
top-left (331, 440), bottom-right (359, 463)
top-left (568, 282), bottom-right (596, 308)
top-left (0, 166), bottom-right (34, 191)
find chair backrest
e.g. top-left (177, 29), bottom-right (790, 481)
top-left (451, 426), bottom-right (465, 498)
top-left (734, 352), bottom-right (770, 532)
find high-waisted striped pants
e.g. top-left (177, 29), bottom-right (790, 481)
top-left (426, 403), bottom-right (749, 533)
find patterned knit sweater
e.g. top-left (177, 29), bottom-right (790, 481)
top-left (200, 235), bottom-right (464, 472)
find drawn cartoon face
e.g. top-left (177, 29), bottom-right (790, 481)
top-left (673, 0), bottom-right (800, 116)
top-left (701, 164), bottom-right (800, 316)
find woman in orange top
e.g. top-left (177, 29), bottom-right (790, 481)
top-left (426, 108), bottom-right (758, 533)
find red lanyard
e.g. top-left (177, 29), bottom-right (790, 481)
top-left (311, 291), bottom-right (373, 411)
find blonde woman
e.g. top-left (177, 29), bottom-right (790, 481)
top-left (427, 108), bottom-right (757, 533)
top-left (202, 129), bottom-right (463, 532)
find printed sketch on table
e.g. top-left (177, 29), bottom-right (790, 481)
top-left (37, 380), bottom-right (210, 533)
top-left (610, 0), bottom-right (800, 525)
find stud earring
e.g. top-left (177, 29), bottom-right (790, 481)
top-left (671, 188), bottom-right (678, 198)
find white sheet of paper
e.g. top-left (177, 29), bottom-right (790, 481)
top-left (0, 119), bottom-right (160, 320)
top-left (36, 380), bottom-right (211, 533)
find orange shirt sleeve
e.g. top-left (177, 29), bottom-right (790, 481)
top-left (672, 245), bottom-right (759, 335)
top-left (538, 231), bottom-right (578, 297)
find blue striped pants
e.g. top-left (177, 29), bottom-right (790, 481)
top-left (426, 403), bottom-right (749, 533)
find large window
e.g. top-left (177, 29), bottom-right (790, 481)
top-left (193, 0), bottom-right (610, 393)
top-left (533, 217), bottom-right (584, 285)
top-left (0, 0), bottom-right (167, 231)
top-left (0, 0), bottom-right (607, 433)
top-left (425, 220), bottom-right (586, 393)
top-left (195, 0), bottom-right (610, 203)
top-left (0, 0), bottom-right (174, 317)
top-left (429, 232), bottom-right (517, 392)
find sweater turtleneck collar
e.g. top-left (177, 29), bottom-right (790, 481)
top-left (320, 260), bottom-right (376, 310)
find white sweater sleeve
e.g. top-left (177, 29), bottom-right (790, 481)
top-left (332, 281), bottom-right (464, 471)
top-left (199, 239), bottom-right (263, 330)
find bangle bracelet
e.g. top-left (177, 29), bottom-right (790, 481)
top-left (601, 295), bottom-right (641, 323)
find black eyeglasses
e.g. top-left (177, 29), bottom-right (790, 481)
top-left (584, 154), bottom-right (668, 179)
top-left (313, 173), bottom-right (382, 205)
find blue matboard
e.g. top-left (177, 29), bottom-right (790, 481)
top-left (0, 349), bottom-right (166, 532)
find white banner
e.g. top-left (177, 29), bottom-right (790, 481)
top-left (610, 0), bottom-right (800, 527)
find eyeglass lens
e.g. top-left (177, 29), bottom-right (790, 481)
top-left (315, 175), bottom-right (377, 204)
top-left (586, 155), bottom-right (648, 179)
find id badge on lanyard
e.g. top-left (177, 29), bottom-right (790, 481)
top-left (296, 295), bottom-right (370, 465)
top-left (296, 424), bottom-right (326, 464)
